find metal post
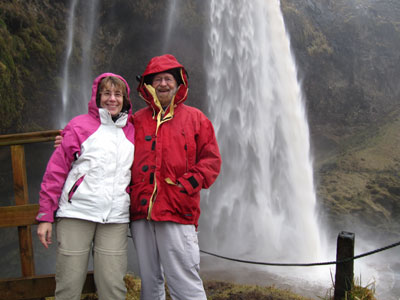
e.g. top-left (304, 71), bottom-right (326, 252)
top-left (334, 231), bottom-right (355, 300)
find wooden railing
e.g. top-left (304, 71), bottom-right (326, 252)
top-left (0, 130), bottom-right (95, 300)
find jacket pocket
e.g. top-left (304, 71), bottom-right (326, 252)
top-left (164, 180), bottom-right (198, 221)
top-left (68, 175), bottom-right (85, 202)
top-left (129, 181), bottom-right (153, 217)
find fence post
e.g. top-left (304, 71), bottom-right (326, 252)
top-left (11, 145), bottom-right (35, 277)
top-left (0, 130), bottom-right (96, 299)
top-left (334, 231), bottom-right (355, 300)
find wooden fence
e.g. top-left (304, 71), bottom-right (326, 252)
top-left (0, 130), bottom-right (95, 300)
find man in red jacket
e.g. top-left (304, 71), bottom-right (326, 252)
top-left (129, 54), bottom-right (222, 300)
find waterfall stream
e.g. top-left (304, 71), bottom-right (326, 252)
top-left (59, 0), bottom-right (99, 128)
top-left (162, 0), bottom-right (179, 53)
top-left (199, 2), bottom-right (398, 299)
top-left (200, 0), bottom-right (323, 264)
top-left (60, 0), bottom-right (78, 128)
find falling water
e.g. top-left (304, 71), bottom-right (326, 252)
top-left (162, 0), bottom-right (179, 53)
top-left (59, 0), bottom-right (99, 128)
top-left (60, 0), bottom-right (78, 127)
top-left (78, 1), bottom-right (99, 106)
top-left (200, 0), bottom-right (323, 264)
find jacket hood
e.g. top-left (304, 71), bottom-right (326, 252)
top-left (88, 73), bottom-right (132, 119)
top-left (137, 54), bottom-right (189, 112)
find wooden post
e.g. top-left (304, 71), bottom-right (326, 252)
top-left (0, 272), bottom-right (95, 300)
top-left (0, 130), bottom-right (97, 298)
top-left (11, 145), bottom-right (35, 277)
top-left (334, 231), bottom-right (355, 300)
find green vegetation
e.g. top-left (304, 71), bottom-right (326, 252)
top-left (281, 1), bottom-right (333, 57)
top-left (321, 276), bottom-right (377, 300)
top-left (317, 109), bottom-right (400, 236)
top-left (0, 1), bottom-right (64, 133)
top-left (202, 281), bottom-right (313, 300)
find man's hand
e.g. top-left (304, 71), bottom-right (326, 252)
top-left (54, 135), bottom-right (63, 148)
top-left (37, 222), bottom-right (53, 249)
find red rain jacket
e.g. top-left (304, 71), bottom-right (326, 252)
top-left (129, 54), bottom-right (221, 226)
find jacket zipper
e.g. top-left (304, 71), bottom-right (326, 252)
top-left (147, 110), bottom-right (174, 220)
top-left (182, 130), bottom-right (188, 172)
top-left (68, 175), bottom-right (85, 203)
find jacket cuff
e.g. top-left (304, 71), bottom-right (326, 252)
top-left (36, 212), bottom-right (54, 223)
top-left (179, 174), bottom-right (202, 195)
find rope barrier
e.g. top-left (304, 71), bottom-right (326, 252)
top-left (199, 240), bottom-right (400, 267)
top-left (128, 234), bottom-right (400, 267)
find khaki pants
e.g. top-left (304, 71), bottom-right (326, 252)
top-left (55, 218), bottom-right (128, 300)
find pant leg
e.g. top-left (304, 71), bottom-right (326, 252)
top-left (55, 218), bottom-right (96, 300)
top-left (93, 222), bottom-right (128, 300)
top-left (130, 220), bottom-right (166, 300)
top-left (155, 222), bottom-right (207, 300)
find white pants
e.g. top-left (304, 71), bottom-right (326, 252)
top-left (130, 220), bottom-right (207, 300)
top-left (55, 218), bottom-right (128, 300)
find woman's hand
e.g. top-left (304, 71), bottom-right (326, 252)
top-left (54, 135), bottom-right (63, 148)
top-left (37, 222), bottom-right (53, 249)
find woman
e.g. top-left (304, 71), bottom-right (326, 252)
top-left (36, 73), bottom-right (135, 300)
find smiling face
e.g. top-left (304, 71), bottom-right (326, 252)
top-left (99, 84), bottom-right (124, 117)
top-left (152, 72), bottom-right (178, 107)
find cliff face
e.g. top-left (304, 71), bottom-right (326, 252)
top-left (1, 0), bottom-right (400, 238)
top-left (0, 0), bottom-right (66, 133)
top-left (282, 0), bottom-right (400, 155)
top-left (281, 0), bottom-right (400, 238)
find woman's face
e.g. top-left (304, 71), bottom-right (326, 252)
top-left (99, 84), bottom-right (123, 117)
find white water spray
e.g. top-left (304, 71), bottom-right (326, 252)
top-left (60, 0), bottom-right (78, 128)
top-left (78, 1), bottom-right (98, 104)
top-left (198, 2), bottom-right (400, 298)
top-left (200, 0), bottom-right (323, 263)
top-left (60, 0), bottom-right (99, 128)
top-left (162, 0), bottom-right (179, 53)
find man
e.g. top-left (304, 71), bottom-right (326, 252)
top-left (129, 54), bottom-right (221, 300)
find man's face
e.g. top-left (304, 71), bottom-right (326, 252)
top-left (152, 72), bottom-right (178, 107)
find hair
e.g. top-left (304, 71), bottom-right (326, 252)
top-left (96, 76), bottom-right (130, 112)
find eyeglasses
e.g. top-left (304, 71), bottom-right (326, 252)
top-left (153, 76), bottom-right (175, 85)
top-left (101, 91), bottom-right (123, 99)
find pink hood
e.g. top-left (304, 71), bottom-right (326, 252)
top-left (89, 72), bottom-right (132, 119)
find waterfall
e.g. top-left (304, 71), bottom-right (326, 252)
top-left (162, 0), bottom-right (179, 53)
top-left (78, 1), bottom-right (98, 106)
top-left (59, 0), bottom-right (99, 128)
top-left (60, 0), bottom-right (78, 128)
top-left (200, 0), bottom-right (323, 263)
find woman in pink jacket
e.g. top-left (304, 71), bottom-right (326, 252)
top-left (36, 73), bottom-right (135, 300)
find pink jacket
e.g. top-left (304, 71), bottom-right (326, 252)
top-left (36, 73), bottom-right (135, 223)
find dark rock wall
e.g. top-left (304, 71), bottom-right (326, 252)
top-left (282, 0), bottom-right (400, 159)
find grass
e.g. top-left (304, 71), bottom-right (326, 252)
top-left (316, 109), bottom-right (400, 235)
top-left (125, 273), bottom-right (315, 300)
top-left (320, 275), bottom-right (377, 300)
top-left (45, 273), bottom-right (376, 300)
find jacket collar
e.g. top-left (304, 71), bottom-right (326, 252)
top-left (98, 108), bottom-right (128, 128)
